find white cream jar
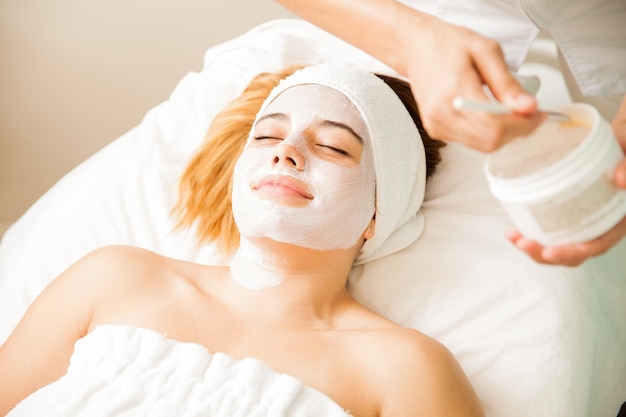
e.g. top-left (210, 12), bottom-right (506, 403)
top-left (484, 103), bottom-right (626, 246)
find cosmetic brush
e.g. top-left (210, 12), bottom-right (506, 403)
top-left (452, 97), bottom-right (571, 122)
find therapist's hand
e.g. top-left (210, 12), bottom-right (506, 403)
top-left (507, 102), bottom-right (626, 267)
top-left (275, 0), bottom-right (543, 151)
top-left (399, 12), bottom-right (544, 151)
top-left (506, 219), bottom-right (626, 267)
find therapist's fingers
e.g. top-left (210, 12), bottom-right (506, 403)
top-left (408, 80), bottom-right (541, 153)
top-left (459, 111), bottom-right (544, 152)
top-left (507, 218), bottom-right (626, 267)
top-left (414, 92), bottom-right (543, 152)
top-left (423, 93), bottom-right (545, 152)
top-left (471, 40), bottom-right (538, 116)
top-left (405, 23), bottom-right (542, 151)
top-left (614, 158), bottom-right (626, 189)
top-left (542, 218), bottom-right (626, 266)
top-left (506, 230), bottom-right (548, 264)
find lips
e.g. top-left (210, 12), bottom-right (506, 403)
top-left (251, 174), bottom-right (313, 200)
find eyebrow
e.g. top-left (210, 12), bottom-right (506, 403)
top-left (320, 120), bottom-right (364, 144)
top-left (256, 112), bottom-right (289, 124)
top-left (256, 112), bottom-right (363, 144)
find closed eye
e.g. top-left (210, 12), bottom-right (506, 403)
top-left (318, 144), bottom-right (348, 155)
top-left (253, 135), bottom-right (282, 141)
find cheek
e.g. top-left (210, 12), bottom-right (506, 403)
top-left (309, 159), bottom-right (374, 204)
top-left (232, 150), bottom-right (261, 204)
top-left (233, 153), bottom-right (249, 188)
top-left (235, 148), bottom-right (267, 178)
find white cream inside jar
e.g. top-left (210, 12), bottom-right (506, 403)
top-left (485, 103), bottom-right (626, 245)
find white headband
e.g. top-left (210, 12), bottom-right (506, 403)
top-left (254, 64), bottom-right (427, 264)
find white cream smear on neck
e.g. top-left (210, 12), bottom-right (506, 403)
top-left (230, 238), bottom-right (285, 290)
top-left (230, 85), bottom-right (375, 290)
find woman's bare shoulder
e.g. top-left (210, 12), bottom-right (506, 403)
top-left (353, 322), bottom-right (449, 370)
top-left (76, 245), bottom-right (214, 284)
top-left (346, 307), bottom-right (446, 359)
top-left (75, 246), bottom-right (224, 323)
top-left (349, 322), bottom-right (484, 417)
top-left (77, 244), bottom-right (168, 270)
top-left (57, 246), bottom-right (158, 296)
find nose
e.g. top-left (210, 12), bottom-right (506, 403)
top-left (272, 143), bottom-right (305, 170)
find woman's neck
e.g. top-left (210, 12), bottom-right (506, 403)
top-left (227, 237), bottom-right (358, 324)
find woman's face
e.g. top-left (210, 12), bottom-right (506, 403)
top-left (231, 84), bottom-right (376, 251)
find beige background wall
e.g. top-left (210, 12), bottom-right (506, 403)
top-left (0, 0), bottom-right (295, 236)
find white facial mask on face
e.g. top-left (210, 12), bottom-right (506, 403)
top-left (231, 85), bottom-right (376, 251)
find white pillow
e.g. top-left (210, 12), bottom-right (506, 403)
top-left (0, 18), bottom-right (624, 417)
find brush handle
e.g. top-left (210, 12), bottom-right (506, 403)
top-left (452, 97), bottom-right (570, 122)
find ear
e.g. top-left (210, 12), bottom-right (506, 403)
top-left (362, 217), bottom-right (376, 240)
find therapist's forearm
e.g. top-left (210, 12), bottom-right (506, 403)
top-left (275, 0), bottom-right (433, 76)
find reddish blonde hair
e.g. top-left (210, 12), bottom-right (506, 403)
top-left (174, 66), bottom-right (445, 256)
top-left (174, 66), bottom-right (302, 254)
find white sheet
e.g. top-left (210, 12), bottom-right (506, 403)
top-left (0, 18), bottom-right (624, 417)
